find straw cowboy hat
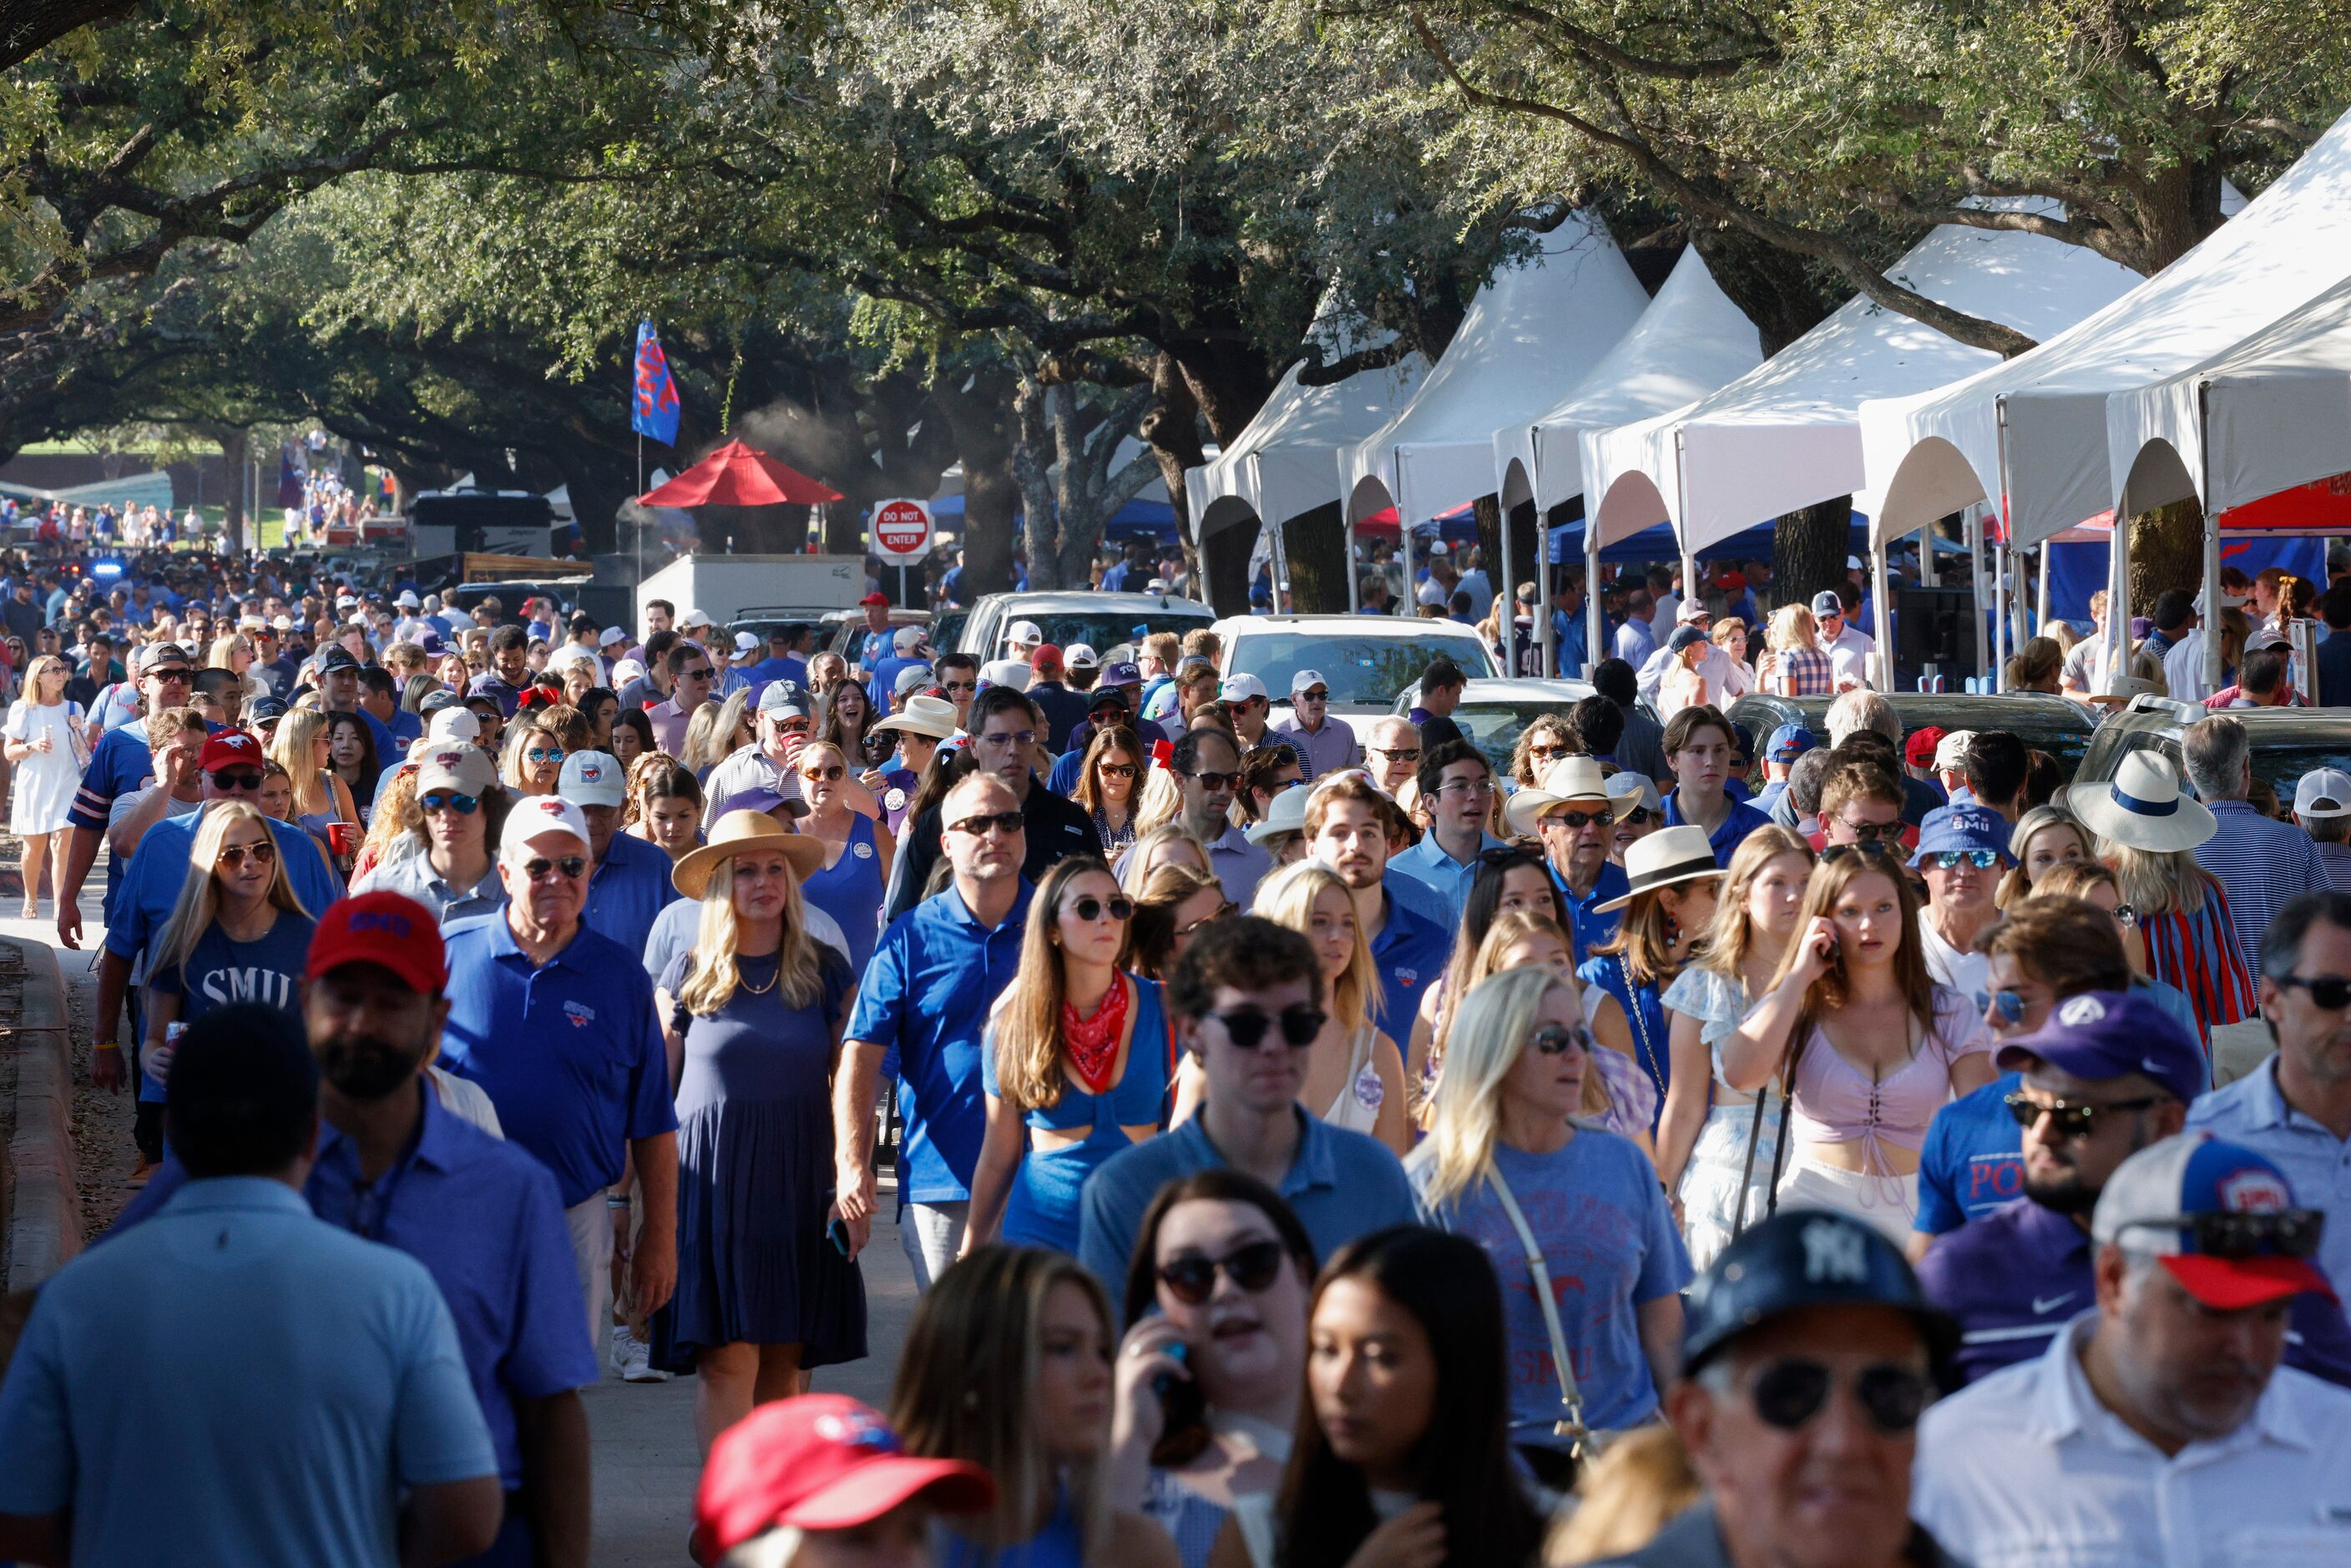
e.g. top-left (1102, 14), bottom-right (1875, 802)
top-left (672, 808), bottom-right (827, 900)
top-left (869, 694), bottom-right (958, 741)
top-left (1594, 825), bottom-right (1725, 913)
top-left (1504, 754), bottom-right (1636, 838)
top-left (2065, 751), bottom-right (2217, 853)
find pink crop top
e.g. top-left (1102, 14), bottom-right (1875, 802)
top-left (1786, 988), bottom-right (1993, 1171)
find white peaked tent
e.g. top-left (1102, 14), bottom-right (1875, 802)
top-left (1491, 246), bottom-right (1762, 516)
top-left (1581, 217), bottom-right (2143, 569)
top-left (1341, 210), bottom-right (1650, 536)
top-left (1186, 341), bottom-right (1425, 550)
top-left (1858, 117), bottom-right (2351, 554)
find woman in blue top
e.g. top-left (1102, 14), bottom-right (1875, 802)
top-left (1578, 824), bottom-right (1723, 1137)
top-left (793, 740), bottom-right (893, 975)
top-left (967, 857), bottom-right (1170, 1257)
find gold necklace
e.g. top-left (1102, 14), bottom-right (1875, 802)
top-left (737, 953), bottom-right (780, 995)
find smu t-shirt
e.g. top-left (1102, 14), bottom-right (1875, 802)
top-left (144, 912), bottom-right (317, 1104)
top-left (1914, 1071), bottom-right (2025, 1235)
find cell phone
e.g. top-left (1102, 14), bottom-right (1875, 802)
top-left (827, 1216), bottom-right (853, 1257)
top-left (1151, 1339), bottom-right (1190, 1404)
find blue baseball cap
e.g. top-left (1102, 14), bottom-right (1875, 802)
top-left (1766, 723), bottom-right (1816, 762)
top-left (1909, 804), bottom-right (2012, 867)
top-left (2092, 1133), bottom-right (2334, 1308)
top-left (1993, 990), bottom-right (2205, 1106)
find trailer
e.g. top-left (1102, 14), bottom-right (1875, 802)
top-left (634, 553), bottom-right (864, 634)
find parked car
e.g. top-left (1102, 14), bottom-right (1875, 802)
top-left (2074, 695), bottom-right (2351, 798)
top-left (1212, 614), bottom-right (1502, 744)
top-left (957, 590), bottom-right (1214, 660)
top-left (1725, 691), bottom-right (2101, 771)
top-left (811, 607), bottom-right (931, 661)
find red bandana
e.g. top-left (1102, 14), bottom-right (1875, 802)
top-left (1061, 976), bottom-right (1131, 1096)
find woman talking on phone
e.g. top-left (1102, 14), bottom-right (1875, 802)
top-left (1719, 842), bottom-right (1996, 1242)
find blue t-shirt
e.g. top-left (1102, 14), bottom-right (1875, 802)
top-left (107, 812), bottom-right (343, 977)
top-left (72, 721), bottom-right (157, 918)
top-left (1914, 1071), bottom-right (2025, 1235)
top-left (842, 881), bottom-right (1034, 1205)
top-left (142, 911), bottom-right (318, 1105)
top-left (1409, 1131), bottom-right (1690, 1439)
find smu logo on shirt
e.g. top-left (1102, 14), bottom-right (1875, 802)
top-left (198, 966), bottom-right (296, 1009)
top-left (564, 999), bottom-right (597, 1029)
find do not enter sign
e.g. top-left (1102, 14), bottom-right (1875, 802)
top-left (873, 498), bottom-right (932, 559)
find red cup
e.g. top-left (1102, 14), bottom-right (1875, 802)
top-left (326, 822), bottom-right (361, 857)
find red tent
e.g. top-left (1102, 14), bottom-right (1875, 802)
top-left (637, 440), bottom-right (844, 507)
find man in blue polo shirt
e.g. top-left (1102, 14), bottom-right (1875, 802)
top-left (1079, 916), bottom-right (1414, 1304)
top-left (1388, 739), bottom-right (1507, 930)
top-left (55, 640), bottom-right (199, 958)
top-left (560, 750), bottom-right (678, 957)
top-left (840, 771), bottom-right (1033, 1289)
top-left (440, 796), bottom-right (680, 1347)
top-left (0, 1004), bottom-right (504, 1568)
top-left (1508, 756), bottom-right (1633, 964)
top-left (1304, 773), bottom-right (1451, 1036)
top-left (1660, 705), bottom-right (1769, 867)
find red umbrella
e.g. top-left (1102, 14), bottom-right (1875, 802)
top-left (636, 439), bottom-right (845, 507)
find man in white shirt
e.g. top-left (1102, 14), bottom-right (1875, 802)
top-left (1813, 589), bottom-right (1876, 690)
top-left (1912, 1133), bottom-right (2351, 1566)
top-left (2162, 585), bottom-right (2246, 704)
top-left (2059, 589), bottom-right (2113, 698)
top-left (1911, 805), bottom-right (2005, 1012)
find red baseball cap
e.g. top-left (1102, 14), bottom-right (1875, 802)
top-left (1029, 642), bottom-right (1064, 673)
top-left (1904, 726), bottom-right (1947, 771)
top-left (199, 730), bottom-right (265, 773)
top-left (694, 1395), bottom-right (993, 1558)
top-left (306, 891), bottom-right (447, 995)
top-left (859, 592), bottom-right (891, 607)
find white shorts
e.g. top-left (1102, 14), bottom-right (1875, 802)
top-left (1777, 1157), bottom-right (1919, 1245)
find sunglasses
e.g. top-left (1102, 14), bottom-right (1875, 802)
top-left (1176, 901), bottom-right (1238, 938)
top-left (976, 730), bottom-right (1036, 751)
top-left (681, 668), bottom-right (715, 682)
top-left (948, 810), bottom-right (1025, 838)
top-left (1157, 1239), bottom-right (1287, 1305)
top-left (1545, 807), bottom-right (1614, 832)
top-left (1836, 818), bottom-right (1906, 843)
top-left (1528, 1024), bottom-right (1591, 1055)
top-left (1369, 746), bottom-right (1420, 761)
top-left (209, 769), bottom-right (264, 792)
top-left (520, 855), bottom-right (589, 882)
top-left (801, 764), bottom-right (846, 781)
top-left (2117, 1208), bottom-right (2328, 1260)
top-left (1921, 849), bottom-right (2000, 872)
top-left (1526, 742), bottom-right (1573, 762)
top-left (2003, 1091), bottom-right (2165, 1140)
top-left (2277, 973), bottom-right (2351, 1011)
top-left (526, 746), bottom-right (565, 765)
top-left (1620, 807), bottom-right (1660, 827)
top-left (1741, 1359), bottom-right (1933, 1434)
top-left (215, 840), bottom-right (276, 869)
top-left (1186, 770), bottom-right (1241, 792)
top-left (1066, 895), bottom-right (1134, 923)
top-left (1297, 689), bottom-right (1329, 701)
top-left (942, 680), bottom-right (977, 694)
top-left (1096, 761), bottom-right (1137, 779)
top-left (420, 792), bottom-right (480, 815)
top-left (1989, 989), bottom-right (2026, 1027)
top-left (776, 720), bottom-right (811, 736)
top-left (1207, 1005), bottom-right (1326, 1050)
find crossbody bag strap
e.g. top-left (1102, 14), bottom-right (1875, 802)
top-left (1484, 1162), bottom-right (1586, 1444)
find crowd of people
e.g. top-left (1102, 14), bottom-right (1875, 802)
top-left (0, 541), bottom-right (2346, 1568)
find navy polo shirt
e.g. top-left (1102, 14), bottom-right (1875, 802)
top-left (106, 808), bottom-right (344, 975)
top-left (1914, 1072), bottom-right (2025, 1236)
top-left (843, 880), bottom-right (1034, 1206)
top-left (1369, 884), bottom-right (1454, 1038)
top-left (1918, 1194), bottom-right (2351, 1390)
top-left (1553, 859), bottom-right (1631, 966)
top-left (1662, 789), bottom-right (1772, 868)
top-left (438, 915), bottom-right (678, 1209)
top-left (582, 828), bottom-right (681, 958)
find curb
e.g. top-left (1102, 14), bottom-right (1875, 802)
top-left (3, 938), bottom-right (78, 1292)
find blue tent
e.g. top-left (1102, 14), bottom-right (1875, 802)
top-left (1545, 516), bottom-right (1875, 566)
top-left (918, 493), bottom-right (1180, 544)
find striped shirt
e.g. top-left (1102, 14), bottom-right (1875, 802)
top-left (2193, 800), bottom-right (2328, 974)
top-left (2136, 871), bottom-right (2255, 1050)
top-left (1772, 645), bottom-right (1835, 696)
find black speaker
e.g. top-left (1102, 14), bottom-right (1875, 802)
top-left (1893, 584), bottom-right (1979, 680)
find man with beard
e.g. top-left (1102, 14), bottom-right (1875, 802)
top-left (1914, 1131), bottom-right (2351, 1561)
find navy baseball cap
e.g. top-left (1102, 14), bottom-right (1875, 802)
top-left (1682, 1208), bottom-right (1957, 1377)
top-left (2092, 1134), bottom-right (2334, 1309)
top-left (1993, 990), bottom-right (2205, 1107)
top-left (316, 645), bottom-right (361, 673)
top-left (1766, 723), bottom-right (1815, 762)
top-left (1909, 804), bottom-right (2012, 867)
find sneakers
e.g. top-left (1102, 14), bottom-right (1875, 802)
top-left (609, 1322), bottom-right (670, 1383)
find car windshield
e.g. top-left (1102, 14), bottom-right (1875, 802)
top-left (1236, 630), bottom-right (1498, 705)
top-left (1019, 610), bottom-right (1207, 653)
top-left (2105, 730), bottom-right (2351, 801)
top-left (1453, 702), bottom-right (1570, 774)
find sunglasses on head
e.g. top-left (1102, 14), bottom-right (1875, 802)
top-left (521, 855), bottom-right (589, 882)
top-left (1156, 1238), bottom-right (1287, 1305)
top-left (1922, 849), bottom-right (2000, 872)
top-left (948, 810), bottom-right (1025, 838)
top-left (420, 792), bottom-right (479, 815)
top-left (1207, 1004), bottom-right (1326, 1050)
top-left (1176, 900), bottom-right (1237, 938)
top-left (2003, 1090), bottom-right (2165, 1140)
top-left (2277, 972), bottom-right (2351, 1011)
top-left (209, 769), bottom-right (264, 792)
top-left (215, 840), bottom-right (276, 869)
top-left (1740, 1359), bottom-right (1933, 1434)
top-left (1066, 894), bottom-right (1134, 923)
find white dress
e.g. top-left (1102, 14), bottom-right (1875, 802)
top-left (1661, 965), bottom-right (1786, 1270)
top-left (4, 700), bottom-right (83, 835)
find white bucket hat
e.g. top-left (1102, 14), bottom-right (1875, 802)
top-left (2065, 751), bottom-right (2217, 853)
top-left (1504, 755), bottom-right (1634, 838)
top-left (1593, 824), bottom-right (1725, 913)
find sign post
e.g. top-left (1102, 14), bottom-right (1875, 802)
top-left (872, 497), bottom-right (932, 607)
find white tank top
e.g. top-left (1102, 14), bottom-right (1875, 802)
top-left (1321, 1024), bottom-right (1386, 1133)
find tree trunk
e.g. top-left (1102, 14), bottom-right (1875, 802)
top-left (1774, 496), bottom-right (1853, 614)
top-left (937, 367), bottom-right (1021, 599)
top-left (1013, 377), bottom-right (1065, 589)
top-left (1201, 516), bottom-right (1258, 616)
top-left (2127, 498), bottom-right (2203, 615)
top-left (214, 427), bottom-right (248, 554)
top-left (1285, 501), bottom-right (1349, 613)
top-left (1142, 353), bottom-right (1207, 592)
top-left (819, 498), bottom-right (859, 557)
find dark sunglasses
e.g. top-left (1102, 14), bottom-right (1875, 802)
top-left (947, 810), bottom-right (1025, 838)
top-left (1067, 895), bottom-right (1134, 923)
top-left (1186, 770), bottom-right (1241, 792)
top-left (1157, 1238), bottom-right (1287, 1305)
top-left (208, 769), bottom-right (264, 792)
top-left (522, 855), bottom-right (589, 882)
top-left (1529, 1024), bottom-right (1591, 1055)
top-left (215, 840), bottom-right (276, 868)
top-left (1921, 849), bottom-right (2000, 872)
top-left (1835, 818), bottom-right (1906, 843)
top-left (1526, 742), bottom-right (1573, 762)
top-left (2277, 973), bottom-right (2351, 1011)
top-left (1096, 761), bottom-right (1137, 779)
top-left (2004, 1091), bottom-right (2166, 1140)
top-left (681, 667), bottom-right (715, 681)
top-left (942, 680), bottom-right (977, 694)
top-left (1545, 807), bottom-right (1615, 832)
top-left (420, 792), bottom-right (480, 815)
top-left (1620, 807), bottom-right (1660, 827)
top-left (2118, 1208), bottom-right (2327, 1260)
top-left (1208, 1005), bottom-right (1326, 1050)
top-left (1369, 746), bottom-right (1420, 761)
top-left (1744, 1359), bottom-right (1932, 1434)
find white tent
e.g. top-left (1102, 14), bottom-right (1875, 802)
top-left (1858, 121), bottom-right (2351, 553)
top-left (1341, 210), bottom-right (1649, 530)
top-left (1581, 216), bottom-right (2143, 562)
top-left (1491, 246), bottom-right (1762, 516)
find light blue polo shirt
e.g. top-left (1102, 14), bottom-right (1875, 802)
top-left (0, 1177), bottom-right (495, 1567)
top-left (1389, 829), bottom-right (1508, 931)
top-left (439, 915), bottom-right (679, 1209)
top-left (1368, 883), bottom-right (1456, 1038)
top-left (843, 880), bottom-right (1034, 1206)
top-left (2189, 1058), bottom-right (2351, 1298)
top-left (582, 827), bottom-right (682, 958)
top-left (1078, 1106), bottom-right (1417, 1308)
top-left (107, 807), bottom-right (345, 977)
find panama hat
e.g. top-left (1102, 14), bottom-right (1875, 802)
top-left (1504, 754), bottom-right (1635, 837)
top-left (672, 808), bottom-right (827, 900)
top-left (1594, 825), bottom-right (1724, 913)
top-left (2065, 751), bottom-right (2217, 853)
top-left (869, 694), bottom-right (958, 741)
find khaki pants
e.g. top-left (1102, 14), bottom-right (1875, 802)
top-left (564, 1191), bottom-right (615, 1355)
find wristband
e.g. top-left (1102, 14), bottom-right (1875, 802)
top-left (95, 1040), bottom-right (122, 1051)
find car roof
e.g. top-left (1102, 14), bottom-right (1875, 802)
top-left (1456, 677), bottom-right (1598, 704)
top-left (1726, 690), bottom-right (2100, 737)
top-left (2098, 700), bottom-right (2351, 741)
top-left (978, 591), bottom-right (1211, 614)
top-left (1214, 614), bottom-right (1488, 639)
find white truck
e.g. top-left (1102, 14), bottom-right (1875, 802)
top-left (634, 553), bottom-right (866, 633)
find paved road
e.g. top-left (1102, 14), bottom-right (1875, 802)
top-left (7, 891), bottom-right (916, 1568)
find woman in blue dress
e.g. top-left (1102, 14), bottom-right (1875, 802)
top-left (650, 809), bottom-right (864, 1458)
top-left (1579, 824), bottom-right (1723, 1142)
top-left (793, 739), bottom-right (892, 975)
top-left (966, 856), bottom-right (1170, 1257)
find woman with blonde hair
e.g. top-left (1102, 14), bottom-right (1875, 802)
top-left (1409, 850), bottom-right (1574, 1102)
top-left (1657, 825), bottom-right (1813, 1267)
top-left (650, 809), bottom-right (856, 1456)
top-left (3, 652), bottom-right (82, 918)
top-left (1581, 826), bottom-right (1724, 1141)
top-left (139, 801), bottom-right (316, 1175)
top-left (2004, 635), bottom-right (2064, 694)
top-left (682, 688), bottom-right (754, 781)
top-left (1407, 967), bottom-right (1688, 1487)
top-left (1995, 803), bottom-right (2092, 910)
top-left (1707, 617), bottom-right (1756, 699)
top-left (499, 710), bottom-right (567, 797)
top-left (892, 1246), bottom-right (1177, 1567)
top-left (1168, 862), bottom-right (1407, 1153)
top-left (1130, 759), bottom-right (1186, 841)
top-left (967, 856), bottom-right (1170, 1255)
top-left (1761, 604), bottom-right (1833, 697)
top-left (1118, 822), bottom-right (1211, 897)
top-left (1722, 843), bottom-right (1997, 1239)
top-left (1126, 861), bottom-right (1225, 984)
top-left (204, 632), bottom-right (252, 682)
top-left (1542, 1425), bottom-right (1701, 1566)
top-left (266, 706), bottom-right (358, 830)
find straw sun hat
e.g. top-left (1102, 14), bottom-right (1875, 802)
top-left (670, 808), bottom-right (827, 900)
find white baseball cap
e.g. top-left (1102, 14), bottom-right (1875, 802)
top-left (2296, 768), bottom-right (2351, 820)
top-left (892, 625), bottom-right (928, 655)
top-left (414, 743), bottom-right (496, 796)
top-left (1220, 673), bottom-right (1268, 703)
top-left (271, 615), bottom-right (293, 631)
top-left (598, 625), bottom-right (627, 647)
top-left (396, 590), bottom-right (420, 608)
top-left (426, 707), bottom-right (482, 744)
top-left (2194, 586), bottom-right (2247, 613)
top-left (1933, 730), bottom-right (1977, 771)
top-left (1064, 643), bottom-right (1100, 670)
top-left (734, 631), bottom-right (760, 655)
top-left (558, 749), bottom-right (627, 808)
top-left (501, 795), bottom-right (591, 857)
top-left (1290, 669), bottom-right (1330, 696)
top-left (1005, 620), bottom-right (1044, 649)
top-left (682, 608), bottom-right (713, 628)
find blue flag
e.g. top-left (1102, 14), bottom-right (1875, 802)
top-left (631, 320), bottom-right (680, 446)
